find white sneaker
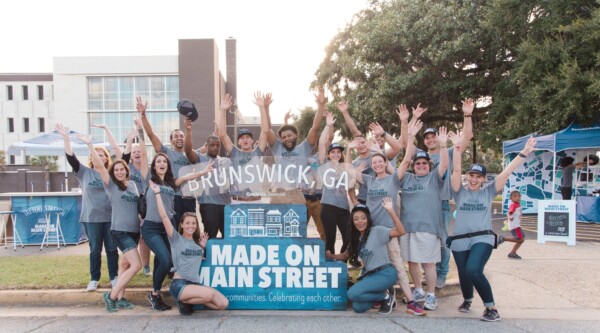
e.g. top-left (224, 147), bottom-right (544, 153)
top-left (110, 278), bottom-right (118, 288)
top-left (424, 294), bottom-right (438, 310)
top-left (86, 280), bottom-right (98, 292)
top-left (143, 266), bottom-right (152, 276)
top-left (412, 289), bottom-right (426, 302)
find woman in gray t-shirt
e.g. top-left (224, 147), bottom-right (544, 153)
top-left (327, 198), bottom-right (406, 314)
top-left (149, 180), bottom-right (229, 315)
top-left (449, 133), bottom-right (536, 322)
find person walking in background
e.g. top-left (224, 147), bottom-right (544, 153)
top-left (56, 123), bottom-right (119, 292)
top-left (501, 190), bottom-right (525, 259)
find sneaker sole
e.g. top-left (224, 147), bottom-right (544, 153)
top-left (406, 309), bottom-right (427, 316)
top-left (481, 316), bottom-right (501, 322)
top-left (378, 299), bottom-right (396, 315)
top-left (459, 308), bottom-right (471, 313)
top-left (424, 305), bottom-right (437, 311)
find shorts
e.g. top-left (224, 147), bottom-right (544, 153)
top-left (170, 278), bottom-right (200, 301)
top-left (400, 232), bottom-right (441, 263)
top-left (111, 230), bottom-right (140, 253)
top-left (511, 227), bottom-right (525, 240)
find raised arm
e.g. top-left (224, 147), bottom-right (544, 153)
top-left (135, 116), bottom-right (149, 180)
top-left (136, 96), bottom-right (162, 153)
top-left (368, 122), bottom-right (403, 161)
top-left (79, 134), bottom-right (110, 185)
top-left (337, 100), bottom-right (362, 137)
top-left (437, 126), bottom-right (449, 178)
top-left (55, 123), bottom-right (74, 156)
top-left (174, 160), bottom-right (214, 186)
top-left (264, 92), bottom-right (277, 147)
top-left (256, 92), bottom-right (269, 152)
top-left (318, 111), bottom-right (335, 164)
top-left (183, 118), bottom-right (198, 164)
top-left (91, 123), bottom-right (122, 159)
top-left (495, 136), bottom-right (536, 192)
top-left (449, 131), bottom-right (464, 192)
top-left (396, 104), bottom-right (410, 149)
top-left (149, 180), bottom-right (174, 238)
top-left (217, 93), bottom-right (235, 154)
top-left (397, 117), bottom-right (422, 180)
top-left (283, 110), bottom-right (293, 126)
top-left (383, 197), bottom-right (406, 238)
top-left (306, 86), bottom-right (326, 147)
top-left (459, 98), bottom-right (474, 153)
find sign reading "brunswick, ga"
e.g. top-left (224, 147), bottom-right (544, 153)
top-left (199, 204), bottom-right (348, 310)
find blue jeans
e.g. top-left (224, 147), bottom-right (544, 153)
top-left (436, 200), bottom-right (451, 280)
top-left (347, 265), bottom-right (397, 313)
top-left (452, 242), bottom-right (495, 307)
top-left (83, 222), bottom-right (119, 281)
top-left (142, 221), bottom-right (173, 292)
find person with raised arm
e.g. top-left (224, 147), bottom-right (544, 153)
top-left (448, 132), bottom-right (536, 322)
top-left (90, 123), bottom-right (124, 160)
top-left (149, 173), bottom-right (229, 315)
top-left (136, 96), bottom-right (193, 230)
top-left (79, 125), bottom-right (148, 312)
top-left (353, 117), bottom-right (426, 316)
top-left (326, 197), bottom-right (406, 314)
top-left (55, 123), bottom-right (118, 292)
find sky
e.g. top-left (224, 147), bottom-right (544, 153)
top-left (0, 0), bottom-right (368, 122)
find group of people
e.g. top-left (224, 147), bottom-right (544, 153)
top-left (60, 88), bottom-right (537, 322)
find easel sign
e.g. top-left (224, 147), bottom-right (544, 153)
top-left (537, 200), bottom-right (576, 246)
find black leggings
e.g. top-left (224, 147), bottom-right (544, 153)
top-left (320, 203), bottom-right (350, 254)
top-left (561, 186), bottom-right (572, 200)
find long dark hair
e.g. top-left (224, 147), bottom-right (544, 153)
top-left (150, 152), bottom-right (177, 189)
top-left (179, 212), bottom-right (201, 245)
top-left (108, 159), bottom-right (130, 191)
top-left (348, 208), bottom-right (374, 259)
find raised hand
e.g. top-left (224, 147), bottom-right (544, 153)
top-left (76, 133), bottom-right (92, 145)
top-left (220, 93), bottom-right (234, 112)
top-left (199, 232), bottom-right (209, 249)
top-left (149, 180), bottom-right (160, 194)
top-left (203, 160), bottom-right (215, 174)
top-left (284, 110), bottom-right (293, 123)
top-left (264, 92), bottom-right (273, 107)
top-left (314, 86), bottom-right (326, 105)
top-left (396, 104), bottom-right (409, 123)
top-left (325, 111), bottom-right (336, 126)
top-left (368, 122), bottom-right (385, 137)
top-left (184, 118), bottom-right (192, 131)
top-left (133, 115), bottom-right (141, 129)
top-left (412, 103), bottom-right (427, 119)
top-left (523, 136), bottom-right (537, 155)
top-left (438, 126), bottom-right (448, 147)
top-left (55, 123), bottom-right (70, 138)
top-left (348, 137), bottom-right (360, 150)
top-left (382, 197), bottom-right (393, 211)
top-left (462, 98), bottom-right (475, 116)
top-left (91, 124), bottom-right (108, 130)
top-left (126, 128), bottom-right (137, 142)
top-left (355, 161), bottom-right (367, 174)
top-left (407, 117), bottom-right (423, 137)
top-left (136, 96), bottom-right (147, 116)
top-left (337, 100), bottom-right (349, 114)
top-left (448, 131), bottom-right (464, 150)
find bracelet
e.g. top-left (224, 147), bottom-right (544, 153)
top-left (154, 192), bottom-right (160, 196)
top-left (439, 145), bottom-right (447, 149)
top-left (464, 115), bottom-right (472, 118)
top-left (518, 152), bottom-right (527, 158)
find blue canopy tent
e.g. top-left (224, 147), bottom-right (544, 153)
top-left (502, 123), bottom-right (600, 220)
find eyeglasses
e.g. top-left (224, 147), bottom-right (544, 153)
top-left (414, 162), bottom-right (429, 166)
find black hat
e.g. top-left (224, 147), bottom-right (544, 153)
top-left (423, 127), bottom-right (437, 138)
top-left (327, 142), bottom-right (345, 153)
top-left (466, 164), bottom-right (487, 176)
top-left (413, 151), bottom-right (430, 161)
top-left (177, 99), bottom-right (198, 122)
top-left (351, 204), bottom-right (370, 215)
top-left (237, 129), bottom-right (253, 140)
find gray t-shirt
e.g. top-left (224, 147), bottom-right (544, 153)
top-left (160, 144), bottom-right (190, 196)
top-left (561, 164), bottom-right (575, 187)
top-left (451, 180), bottom-right (498, 251)
top-left (363, 171), bottom-right (402, 228)
top-left (105, 179), bottom-right (140, 233)
top-left (400, 171), bottom-right (444, 238)
top-left (425, 147), bottom-right (454, 201)
top-left (229, 146), bottom-right (264, 197)
top-left (169, 232), bottom-right (204, 283)
top-left (271, 139), bottom-right (314, 189)
top-left (144, 182), bottom-right (176, 223)
top-left (359, 226), bottom-right (392, 272)
top-left (128, 163), bottom-right (145, 193)
top-left (352, 154), bottom-right (374, 202)
top-left (192, 152), bottom-right (232, 205)
top-left (74, 165), bottom-right (111, 223)
top-left (319, 161), bottom-right (350, 210)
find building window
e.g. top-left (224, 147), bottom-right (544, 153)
top-left (38, 117), bottom-right (45, 132)
top-left (8, 118), bottom-right (14, 132)
top-left (22, 85), bottom-right (28, 100)
top-left (23, 118), bottom-right (30, 133)
top-left (89, 111), bottom-right (179, 145)
top-left (10, 155), bottom-right (15, 164)
top-left (6, 85), bottom-right (13, 100)
top-left (37, 85), bottom-right (44, 100)
top-left (87, 75), bottom-right (178, 111)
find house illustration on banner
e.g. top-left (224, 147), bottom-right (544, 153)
top-left (229, 207), bottom-right (300, 238)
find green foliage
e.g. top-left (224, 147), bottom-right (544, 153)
top-left (29, 156), bottom-right (59, 172)
top-left (0, 150), bottom-right (6, 171)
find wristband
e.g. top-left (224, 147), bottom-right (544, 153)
top-left (155, 192), bottom-right (160, 196)
top-left (464, 114), bottom-right (472, 118)
top-left (440, 145), bottom-right (447, 149)
top-left (518, 153), bottom-right (527, 158)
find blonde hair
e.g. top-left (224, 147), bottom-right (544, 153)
top-left (88, 146), bottom-right (112, 169)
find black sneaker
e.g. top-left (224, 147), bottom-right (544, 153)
top-left (148, 293), bottom-right (171, 311)
top-left (176, 301), bottom-right (194, 316)
top-left (497, 235), bottom-right (505, 245)
top-left (458, 300), bottom-right (472, 313)
top-left (508, 252), bottom-right (522, 259)
top-left (378, 287), bottom-right (396, 315)
top-left (481, 308), bottom-right (501, 322)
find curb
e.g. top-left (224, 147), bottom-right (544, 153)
top-left (0, 280), bottom-right (462, 308)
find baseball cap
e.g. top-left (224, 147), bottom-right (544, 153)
top-left (237, 129), bottom-right (253, 140)
top-left (327, 142), bottom-right (345, 153)
top-left (413, 151), bottom-right (430, 161)
top-left (177, 99), bottom-right (198, 122)
top-left (466, 164), bottom-right (487, 176)
top-left (423, 127), bottom-right (438, 138)
top-left (351, 204), bottom-right (370, 215)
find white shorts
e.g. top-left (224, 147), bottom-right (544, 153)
top-left (400, 232), bottom-right (441, 263)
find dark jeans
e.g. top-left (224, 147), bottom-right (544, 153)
top-left (142, 221), bottom-right (173, 292)
top-left (347, 265), bottom-right (397, 313)
top-left (561, 186), bottom-right (573, 200)
top-left (174, 196), bottom-right (197, 231)
top-left (200, 203), bottom-right (225, 239)
top-left (452, 242), bottom-right (495, 307)
top-left (320, 203), bottom-right (350, 254)
top-left (83, 222), bottom-right (119, 281)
